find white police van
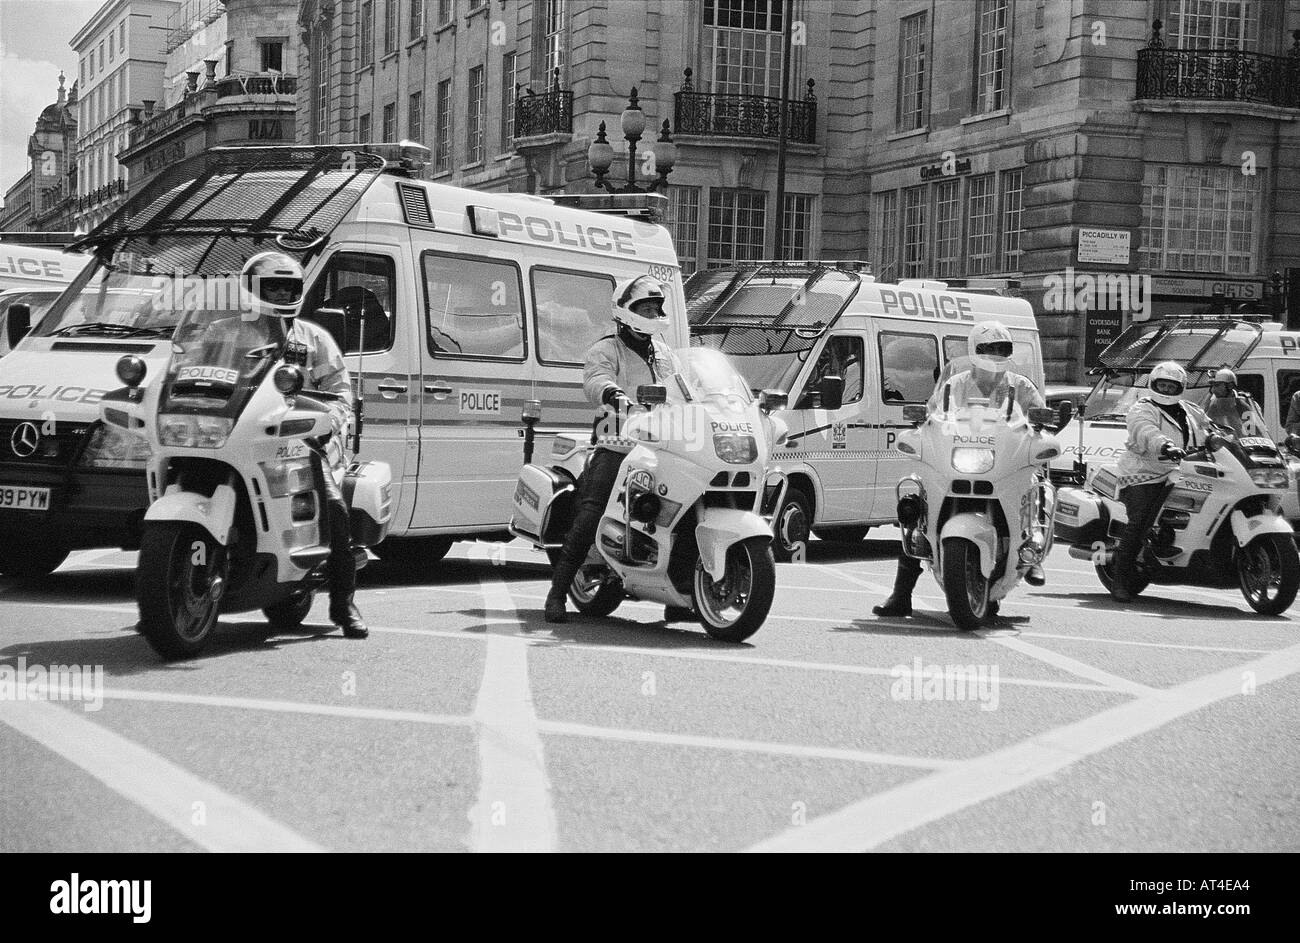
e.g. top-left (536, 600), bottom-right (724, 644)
top-left (0, 243), bottom-right (92, 356)
top-left (687, 262), bottom-right (1044, 558)
top-left (0, 143), bottom-right (687, 575)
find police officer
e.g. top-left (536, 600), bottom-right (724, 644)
top-left (544, 276), bottom-right (678, 624)
top-left (241, 251), bottom-right (368, 638)
top-left (1109, 361), bottom-right (1211, 602)
top-left (873, 321), bottom-right (1047, 618)
top-left (1206, 367), bottom-right (1263, 438)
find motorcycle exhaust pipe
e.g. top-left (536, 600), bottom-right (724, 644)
top-left (1067, 543), bottom-right (1109, 563)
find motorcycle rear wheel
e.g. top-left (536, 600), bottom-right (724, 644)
top-left (1237, 533), bottom-right (1300, 615)
top-left (137, 522), bottom-right (225, 660)
top-left (569, 564), bottom-right (624, 617)
top-left (694, 537), bottom-right (775, 643)
top-left (1094, 551), bottom-right (1150, 598)
top-left (942, 537), bottom-right (988, 631)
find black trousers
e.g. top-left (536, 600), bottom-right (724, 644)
top-left (311, 442), bottom-right (355, 608)
top-left (550, 447), bottom-right (624, 592)
top-left (1117, 481), bottom-right (1168, 567)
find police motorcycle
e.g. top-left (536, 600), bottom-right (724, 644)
top-left (1057, 423), bottom-right (1300, 616)
top-left (893, 356), bottom-right (1065, 630)
top-left (510, 346), bottom-right (788, 642)
top-left (98, 272), bottom-right (393, 659)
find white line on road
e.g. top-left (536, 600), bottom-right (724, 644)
top-left (987, 635), bottom-right (1155, 697)
top-left (0, 698), bottom-right (325, 852)
top-left (538, 720), bottom-right (958, 770)
top-left (746, 641), bottom-right (1300, 852)
top-left (468, 577), bottom-right (557, 853)
top-left (1019, 631), bottom-right (1274, 656)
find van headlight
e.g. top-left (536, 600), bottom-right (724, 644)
top-left (1248, 468), bottom-right (1290, 490)
top-left (713, 433), bottom-right (757, 464)
top-left (952, 448), bottom-right (995, 474)
top-left (157, 414), bottom-right (233, 449)
top-left (78, 422), bottom-right (152, 468)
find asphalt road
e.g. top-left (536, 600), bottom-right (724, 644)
top-left (1, 533), bottom-right (1297, 853)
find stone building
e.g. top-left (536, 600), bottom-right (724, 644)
top-left (0, 74), bottom-right (80, 233)
top-left (864, 0), bottom-right (1300, 381)
top-left (118, 0), bottom-right (301, 197)
top-left (294, 0), bottom-right (871, 272)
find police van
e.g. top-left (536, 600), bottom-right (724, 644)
top-left (0, 243), bottom-right (92, 356)
top-left (0, 143), bottom-right (687, 575)
top-left (1050, 315), bottom-right (1300, 518)
top-left (686, 262), bottom-right (1045, 558)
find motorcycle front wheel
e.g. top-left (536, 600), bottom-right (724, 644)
top-left (942, 537), bottom-right (988, 631)
top-left (137, 522), bottom-right (226, 659)
top-left (569, 564), bottom-right (624, 617)
top-left (693, 537), bottom-right (776, 643)
top-left (1237, 533), bottom-right (1300, 615)
top-left (1093, 546), bottom-right (1150, 598)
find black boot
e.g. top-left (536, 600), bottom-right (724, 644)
top-left (331, 600), bottom-right (368, 639)
top-left (1110, 544), bottom-right (1137, 603)
top-left (545, 557), bottom-right (581, 624)
top-left (873, 556), bottom-right (922, 617)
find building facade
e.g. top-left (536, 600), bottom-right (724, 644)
top-left (865, 0), bottom-right (1300, 381)
top-left (0, 74), bottom-right (80, 232)
top-left (294, 0), bottom-right (871, 273)
top-left (118, 0), bottom-right (300, 197)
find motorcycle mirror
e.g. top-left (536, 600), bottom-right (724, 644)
top-left (1205, 433), bottom-right (1227, 453)
top-left (902, 404), bottom-right (927, 424)
top-left (819, 375), bottom-right (844, 411)
top-left (274, 364), bottom-right (305, 396)
top-left (1028, 407), bottom-right (1058, 427)
top-left (636, 384), bottom-right (667, 407)
top-left (6, 303), bottom-right (31, 349)
top-left (759, 389), bottom-right (787, 413)
top-left (116, 354), bottom-right (147, 388)
top-left (1056, 399), bottom-right (1075, 428)
top-left (521, 399), bottom-right (542, 423)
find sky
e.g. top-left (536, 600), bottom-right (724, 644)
top-left (0, 0), bottom-right (107, 208)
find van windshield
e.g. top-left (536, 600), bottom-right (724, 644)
top-left (1084, 373), bottom-right (1216, 421)
top-left (32, 257), bottom-right (181, 340)
top-left (692, 328), bottom-right (811, 393)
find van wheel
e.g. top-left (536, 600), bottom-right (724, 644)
top-left (773, 488), bottom-right (812, 562)
top-left (373, 536), bottom-right (454, 567)
top-left (0, 541), bottom-right (70, 577)
top-left (812, 526), bottom-right (871, 544)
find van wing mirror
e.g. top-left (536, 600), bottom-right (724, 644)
top-left (636, 384), bottom-right (667, 407)
top-left (902, 404), bottom-right (928, 424)
top-left (819, 375), bottom-right (844, 411)
top-left (759, 389), bottom-right (788, 413)
top-left (6, 303), bottom-right (32, 349)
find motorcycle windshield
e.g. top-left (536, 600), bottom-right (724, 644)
top-left (668, 346), bottom-right (754, 410)
top-left (160, 308), bottom-right (286, 417)
top-left (927, 355), bottom-right (1039, 426)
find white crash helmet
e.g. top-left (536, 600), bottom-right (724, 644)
top-left (1147, 361), bottom-right (1187, 406)
top-left (612, 275), bottom-right (668, 336)
top-left (1211, 367), bottom-right (1237, 395)
top-left (968, 320), bottom-right (1014, 375)
top-left (241, 250), bottom-right (304, 319)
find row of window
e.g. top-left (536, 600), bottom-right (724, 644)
top-left (665, 187), bottom-right (814, 276)
top-left (306, 250), bottom-right (627, 367)
top-left (895, 0), bottom-right (1260, 133)
top-left (80, 20), bottom-right (128, 85)
top-left (80, 70), bottom-right (127, 132)
top-left (359, 0), bottom-right (495, 69)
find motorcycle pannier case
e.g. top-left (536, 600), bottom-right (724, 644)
top-left (511, 464), bottom-right (576, 546)
top-left (345, 461), bottom-right (394, 547)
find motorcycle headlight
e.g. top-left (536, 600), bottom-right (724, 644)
top-left (952, 448), bottom-right (996, 475)
top-left (1248, 467), bottom-right (1290, 490)
top-left (78, 422), bottom-right (152, 469)
top-left (713, 433), bottom-right (757, 465)
top-left (157, 413), bottom-right (233, 449)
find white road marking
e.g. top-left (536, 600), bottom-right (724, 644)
top-left (538, 720), bottom-right (958, 770)
top-left (1019, 631), bottom-right (1274, 656)
top-left (468, 577), bottom-right (557, 853)
top-left (746, 641), bottom-right (1300, 852)
top-left (0, 698), bottom-right (325, 852)
top-left (986, 635), bottom-right (1155, 696)
top-left (5, 601), bottom-right (137, 615)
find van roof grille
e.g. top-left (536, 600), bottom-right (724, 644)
top-left (397, 183), bottom-right (433, 226)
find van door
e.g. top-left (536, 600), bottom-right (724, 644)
top-left (874, 327), bottom-right (942, 519)
top-left (300, 247), bottom-right (413, 523)
top-left (790, 333), bottom-right (871, 523)
top-left (411, 247), bottom-right (530, 531)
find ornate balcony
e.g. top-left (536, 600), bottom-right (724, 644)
top-left (212, 73), bottom-right (298, 99)
top-left (1137, 21), bottom-right (1300, 109)
top-left (673, 68), bottom-right (817, 144)
top-left (514, 69), bottom-right (573, 140)
top-left (76, 178), bottom-right (126, 212)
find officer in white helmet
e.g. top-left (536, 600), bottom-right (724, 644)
top-left (873, 320), bottom-right (1047, 617)
top-left (1109, 360), bottom-right (1212, 602)
top-left (1206, 366), bottom-right (1264, 438)
top-left (544, 275), bottom-right (679, 623)
top-left (235, 251), bottom-right (369, 638)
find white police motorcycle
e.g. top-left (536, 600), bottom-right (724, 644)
top-left (99, 306), bottom-right (392, 659)
top-left (893, 356), bottom-right (1065, 629)
top-left (510, 346), bottom-right (787, 642)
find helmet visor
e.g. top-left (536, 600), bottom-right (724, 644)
top-left (974, 341), bottom-right (1013, 361)
top-left (1151, 378), bottom-right (1184, 397)
top-left (256, 276), bottom-right (303, 307)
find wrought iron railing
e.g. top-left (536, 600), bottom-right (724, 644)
top-left (673, 68), bottom-right (817, 144)
top-left (213, 73), bottom-right (298, 99)
top-left (76, 178), bottom-right (126, 211)
top-left (1137, 21), bottom-right (1300, 108)
top-left (514, 70), bottom-right (573, 139)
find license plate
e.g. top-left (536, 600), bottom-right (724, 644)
top-left (0, 485), bottom-right (51, 511)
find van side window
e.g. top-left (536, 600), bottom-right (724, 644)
top-left (879, 331), bottom-right (939, 404)
top-left (531, 268), bottom-right (615, 365)
top-left (1280, 371), bottom-right (1300, 423)
top-left (302, 252), bottom-right (396, 354)
top-left (1236, 373), bottom-right (1265, 418)
top-left (943, 336), bottom-right (964, 363)
top-left (807, 335), bottom-right (865, 405)
top-left (422, 252), bottom-right (526, 361)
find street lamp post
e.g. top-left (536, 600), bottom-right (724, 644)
top-left (588, 88), bottom-right (677, 193)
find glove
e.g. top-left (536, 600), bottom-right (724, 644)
top-left (1160, 443), bottom-right (1186, 462)
top-left (604, 388), bottom-right (635, 414)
